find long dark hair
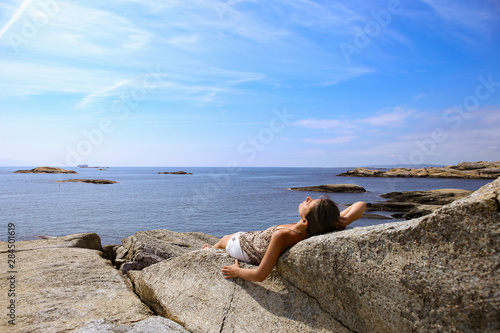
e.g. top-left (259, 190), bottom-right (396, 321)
top-left (305, 194), bottom-right (340, 236)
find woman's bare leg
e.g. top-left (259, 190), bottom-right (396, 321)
top-left (202, 233), bottom-right (236, 250)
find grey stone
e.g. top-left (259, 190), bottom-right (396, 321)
top-left (129, 250), bottom-right (351, 333)
top-left (118, 229), bottom-right (219, 272)
top-left (74, 317), bottom-right (189, 333)
top-left (0, 240), bottom-right (152, 332)
top-left (0, 232), bottom-right (102, 253)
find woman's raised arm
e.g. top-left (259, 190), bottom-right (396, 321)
top-left (337, 201), bottom-right (366, 229)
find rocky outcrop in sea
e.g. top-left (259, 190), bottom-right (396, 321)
top-left (2, 178), bottom-right (499, 332)
top-left (158, 171), bottom-right (193, 175)
top-left (56, 179), bottom-right (117, 184)
top-left (337, 161), bottom-right (500, 179)
top-left (13, 166), bottom-right (77, 174)
top-left (289, 184), bottom-right (366, 192)
top-left (367, 188), bottom-right (473, 219)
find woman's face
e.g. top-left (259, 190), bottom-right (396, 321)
top-left (299, 196), bottom-right (319, 219)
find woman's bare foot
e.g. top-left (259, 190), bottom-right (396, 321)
top-left (201, 243), bottom-right (211, 250)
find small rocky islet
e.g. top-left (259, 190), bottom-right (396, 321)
top-left (2, 178), bottom-right (499, 332)
top-left (57, 179), bottom-right (118, 184)
top-left (158, 171), bottom-right (193, 175)
top-left (14, 166), bottom-right (77, 174)
top-left (289, 184), bottom-right (366, 193)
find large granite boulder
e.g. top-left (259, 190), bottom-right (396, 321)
top-left (128, 250), bottom-right (351, 333)
top-left (116, 229), bottom-right (219, 272)
top-left (0, 233), bottom-right (186, 332)
top-left (277, 178), bottom-right (500, 332)
top-left (129, 178), bottom-right (499, 333)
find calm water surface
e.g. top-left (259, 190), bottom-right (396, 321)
top-left (0, 167), bottom-right (490, 244)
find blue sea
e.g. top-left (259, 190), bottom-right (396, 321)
top-left (0, 166), bottom-right (491, 245)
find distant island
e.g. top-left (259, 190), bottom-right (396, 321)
top-left (77, 164), bottom-right (109, 169)
top-left (289, 184), bottom-right (366, 193)
top-left (56, 179), bottom-right (117, 184)
top-left (158, 171), bottom-right (193, 175)
top-left (337, 161), bottom-right (500, 179)
top-left (14, 167), bottom-right (77, 174)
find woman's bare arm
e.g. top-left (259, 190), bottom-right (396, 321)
top-left (221, 230), bottom-right (295, 282)
top-left (336, 201), bottom-right (366, 229)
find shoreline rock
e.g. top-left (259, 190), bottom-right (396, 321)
top-left (14, 166), bottom-right (77, 174)
top-left (289, 184), bottom-right (366, 193)
top-left (115, 229), bottom-right (219, 272)
top-left (367, 188), bottom-right (472, 219)
top-left (56, 179), bottom-right (117, 184)
top-left (337, 161), bottom-right (500, 179)
top-left (0, 233), bottom-right (188, 332)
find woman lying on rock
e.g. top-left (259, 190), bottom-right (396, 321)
top-left (202, 196), bottom-right (366, 282)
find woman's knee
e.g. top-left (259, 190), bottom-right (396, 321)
top-left (214, 233), bottom-right (235, 249)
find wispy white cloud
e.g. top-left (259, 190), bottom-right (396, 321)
top-left (294, 119), bottom-right (348, 129)
top-left (295, 107), bottom-right (415, 131)
top-left (0, 0), bottom-right (33, 38)
top-left (0, 59), bottom-right (126, 97)
top-left (77, 80), bottom-right (132, 108)
top-left (295, 107), bottom-right (417, 146)
top-left (305, 136), bottom-right (356, 145)
top-left (358, 107), bottom-right (415, 127)
top-left (418, 0), bottom-right (500, 38)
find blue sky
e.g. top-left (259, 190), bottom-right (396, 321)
top-left (0, 0), bottom-right (499, 167)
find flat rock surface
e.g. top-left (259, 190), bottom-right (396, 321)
top-left (129, 250), bottom-right (351, 333)
top-left (117, 229), bottom-right (219, 272)
top-left (0, 234), bottom-right (185, 333)
top-left (289, 184), bottom-right (366, 193)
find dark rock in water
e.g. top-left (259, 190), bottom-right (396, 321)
top-left (361, 213), bottom-right (393, 220)
top-left (158, 171), bottom-right (193, 175)
top-left (367, 201), bottom-right (419, 212)
top-left (290, 184), bottom-right (366, 193)
top-left (381, 189), bottom-right (472, 205)
top-left (368, 188), bottom-right (473, 219)
top-left (14, 166), bottom-right (77, 174)
top-left (56, 179), bottom-right (117, 184)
